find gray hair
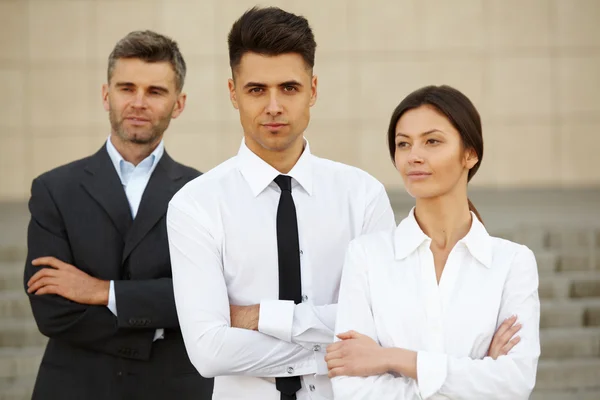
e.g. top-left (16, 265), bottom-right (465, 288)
top-left (107, 30), bottom-right (186, 92)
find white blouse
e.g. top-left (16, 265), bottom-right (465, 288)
top-left (332, 209), bottom-right (540, 399)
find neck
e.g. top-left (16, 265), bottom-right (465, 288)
top-left (110, 133), bottom-right (161, 166)
top-left (413, 189), bottom-right (472, 251)
top-left (246, 137), bottom-right (305, 174)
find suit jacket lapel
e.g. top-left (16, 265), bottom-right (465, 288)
top-left (81, 146), bottom-right (133, 239)
top-left (122, 151), bottom-right (183, 262)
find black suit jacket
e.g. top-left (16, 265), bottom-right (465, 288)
top-left (24, 145), bottom-right (213, 400)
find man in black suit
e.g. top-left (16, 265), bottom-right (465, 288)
top-left (23, 30), bottom-right (213, 399)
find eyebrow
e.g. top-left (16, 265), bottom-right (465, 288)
top-left (115, 82), bottom-right (170, 94)
top-left (243, 80), bottom-right (304, 90)
top-left (395, 129), bottom-right (446, 138)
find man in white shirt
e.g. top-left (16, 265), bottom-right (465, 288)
top-left (166, 6), bottom-right (396, 400)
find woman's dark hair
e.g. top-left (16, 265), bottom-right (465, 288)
top-left (387, 85), bottom-right (484, 223)
top-left (227, 6), bottom-right (316, 73)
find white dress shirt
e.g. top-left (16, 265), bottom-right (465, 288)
top-left (333, 208), bottom-right (541, 400)
top-left (105, 137), bottom-right (165, 341)
top-left (166, 139), bottom-right (396, 400)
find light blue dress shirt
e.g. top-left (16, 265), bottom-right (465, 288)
top-left (105, 136), bottom-right (165, 341)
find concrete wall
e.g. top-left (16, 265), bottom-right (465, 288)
top-left (1, 0), bottom-right (599, 201)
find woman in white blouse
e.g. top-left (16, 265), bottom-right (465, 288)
top-left (326, 85), bottom-right (540, 399)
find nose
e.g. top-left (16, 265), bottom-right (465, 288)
top-left (131, 90), bottom-right (147, 109)
top-left (265, 91), bottom-right (283, 116)
top-left (407, 147), bottom-right (424, 165)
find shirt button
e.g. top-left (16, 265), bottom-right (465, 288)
top-left (301, 295), bottom-right (308, 302)
top-left (309, 384), bottom-right (316, 391)
top-left (287, 367), bottom-right (294, 374)
top-left (299, 250), bottom-right (304, 255)
top-left (312, 344), bottom-right (321, 352)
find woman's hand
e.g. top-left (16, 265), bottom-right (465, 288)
top-left (325, 330), bottom-right (389, 378)
top-left (487, 315), bottom-right (522, 359)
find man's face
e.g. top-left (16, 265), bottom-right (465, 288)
top-left (228, 52), bottom-right (317, 157)
top-left (102, 58), bottom-right (186, 145)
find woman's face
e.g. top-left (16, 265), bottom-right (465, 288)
top-left (394, 105), bottom-right (478, 200)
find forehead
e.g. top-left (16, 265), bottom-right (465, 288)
top-left (396, 105), bottom-right (457, 135)
top-left (234, 52), bottom-right (311, 85)
top-left (110, 58), bottom-right (176, 88)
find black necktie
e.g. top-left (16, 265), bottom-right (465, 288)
top-left (274, 175), bottom-right (302, 400)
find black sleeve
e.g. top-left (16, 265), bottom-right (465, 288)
top-left (24, 177), bottom-right (155, 360)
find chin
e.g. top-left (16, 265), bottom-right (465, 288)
top-left (404, 183), bottom-right (442, 200)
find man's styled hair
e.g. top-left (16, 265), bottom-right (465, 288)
top-left (227, 6), bottom-right (317, 72)
top-left (107, 30), bottom-right (187, 92)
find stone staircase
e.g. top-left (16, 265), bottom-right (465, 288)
top-left (1, 200), bottom-right (600, 399)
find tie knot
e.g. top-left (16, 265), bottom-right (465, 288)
top-left (274, 175), bottom-right (292, 192)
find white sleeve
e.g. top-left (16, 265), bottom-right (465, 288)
top-left (332, 240), bottom-right (421, 399)
top-left (416, 246), bottom-right (541, 399)
top-left (167, 192), bottom-right (319, 379)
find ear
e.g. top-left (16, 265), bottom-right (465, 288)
top-left (464, 147), bottom-right (479, 170)
top-left (171, 92), bottom-right (187, 119)
top-left (228, 78), bottom-right (239, 109)
top-left (102, 84), bottom-right (110, 112)
top-left (309, 74), bottom-right (318, 107)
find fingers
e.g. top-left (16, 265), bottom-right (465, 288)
top-left (33, 284), bottom-right (60, 296)
top-left (495, 315), bottom-right (518, 338)
top-left (327, 342), bottom-right (344, 353)
top-left (27, 268), bottom-right (59, 287)
top-left (27, 276), bottom-right (59, 294)
top-left (501, 336), bottom-right (521, 356)
top-left (498, 322), bottom-right (522, 347)
top-left (328, 366), bottom-right (346, 378)
top-left (336, 330), bottom-right (359, 340)
top-left (31, 257), bottom-right (66, 269)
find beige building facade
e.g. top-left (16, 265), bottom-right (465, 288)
top-left (1, 0), bottom-right (599, 201)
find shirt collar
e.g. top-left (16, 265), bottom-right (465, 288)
top-left (394, 207), bottom-right (493, 268)
top-left (237, 137), bottom-right (313, 197)
top-left (105, 135), bottom-right (164, 184)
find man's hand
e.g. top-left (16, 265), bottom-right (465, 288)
top-left (27, 256), bottom-right (110, 306)
top-left (487, 315), bottom-right (522, 359)
top-left (229, 305), bottom-right (260, 331)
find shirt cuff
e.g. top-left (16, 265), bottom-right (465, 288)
top-left (258, 299), bottom-right (295, 342)
top-left (416, 351), bottom-right (448, 399)
top-left (153, 329), bottom-right (165, 341)
top-left (107, 280), bottom-right (117, 316)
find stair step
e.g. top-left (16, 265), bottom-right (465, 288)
top-left (0, 263), bottom-right (23, 291)
top-left (0, 377), bottom-right (35, 400)
top-left (0, 247), bottom-right (26, 263)
top-left (531, 388), bottom-right (600, 400)
top-left (535, 251), bottom-right (559, 275)
top-left (0, 347), bottom-right (43, 379)
top-left (0, 319), bottom-right (46, 347)
top-left (539, 272), bottom-right (600, 299)
top-left (558, 253), bottom-right (600, 273)
top-left (540, 327), bottom-right (600, 359)
top-left (0, 292), bottom-right (31, 319)
top-left (540, 299), bottom-right (600, 328)
top-left (536, 358), bottom-right (600, 390)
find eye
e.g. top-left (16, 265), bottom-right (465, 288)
top-left (283, 85), bottom-right (297, 92)
top-left (426, 138), bottom-right (440, 145)
top-left (121, 87), bottom-right (133, 92)
top-left (249, 87), bottom-right (263, 94)
top-left (396, 141), bottom-right (409, 148)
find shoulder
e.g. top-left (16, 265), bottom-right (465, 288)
top-left (170, 156), bottom-right (238, 207)
top-left (347, 229), bottom-right (397, 259)
top-left (312, 155), bottom-right (386, 192)
top-left (490, 236), bottom-right (537, 272)
top-left (33, 154), bottom-right (94, 189)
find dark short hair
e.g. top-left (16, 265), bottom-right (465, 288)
top-left (227, 6), bottom-right (316, 73)
top-left (387, 85), bottom-right (485, 222)
top-left (107, 30), bottom-right (186, 92)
